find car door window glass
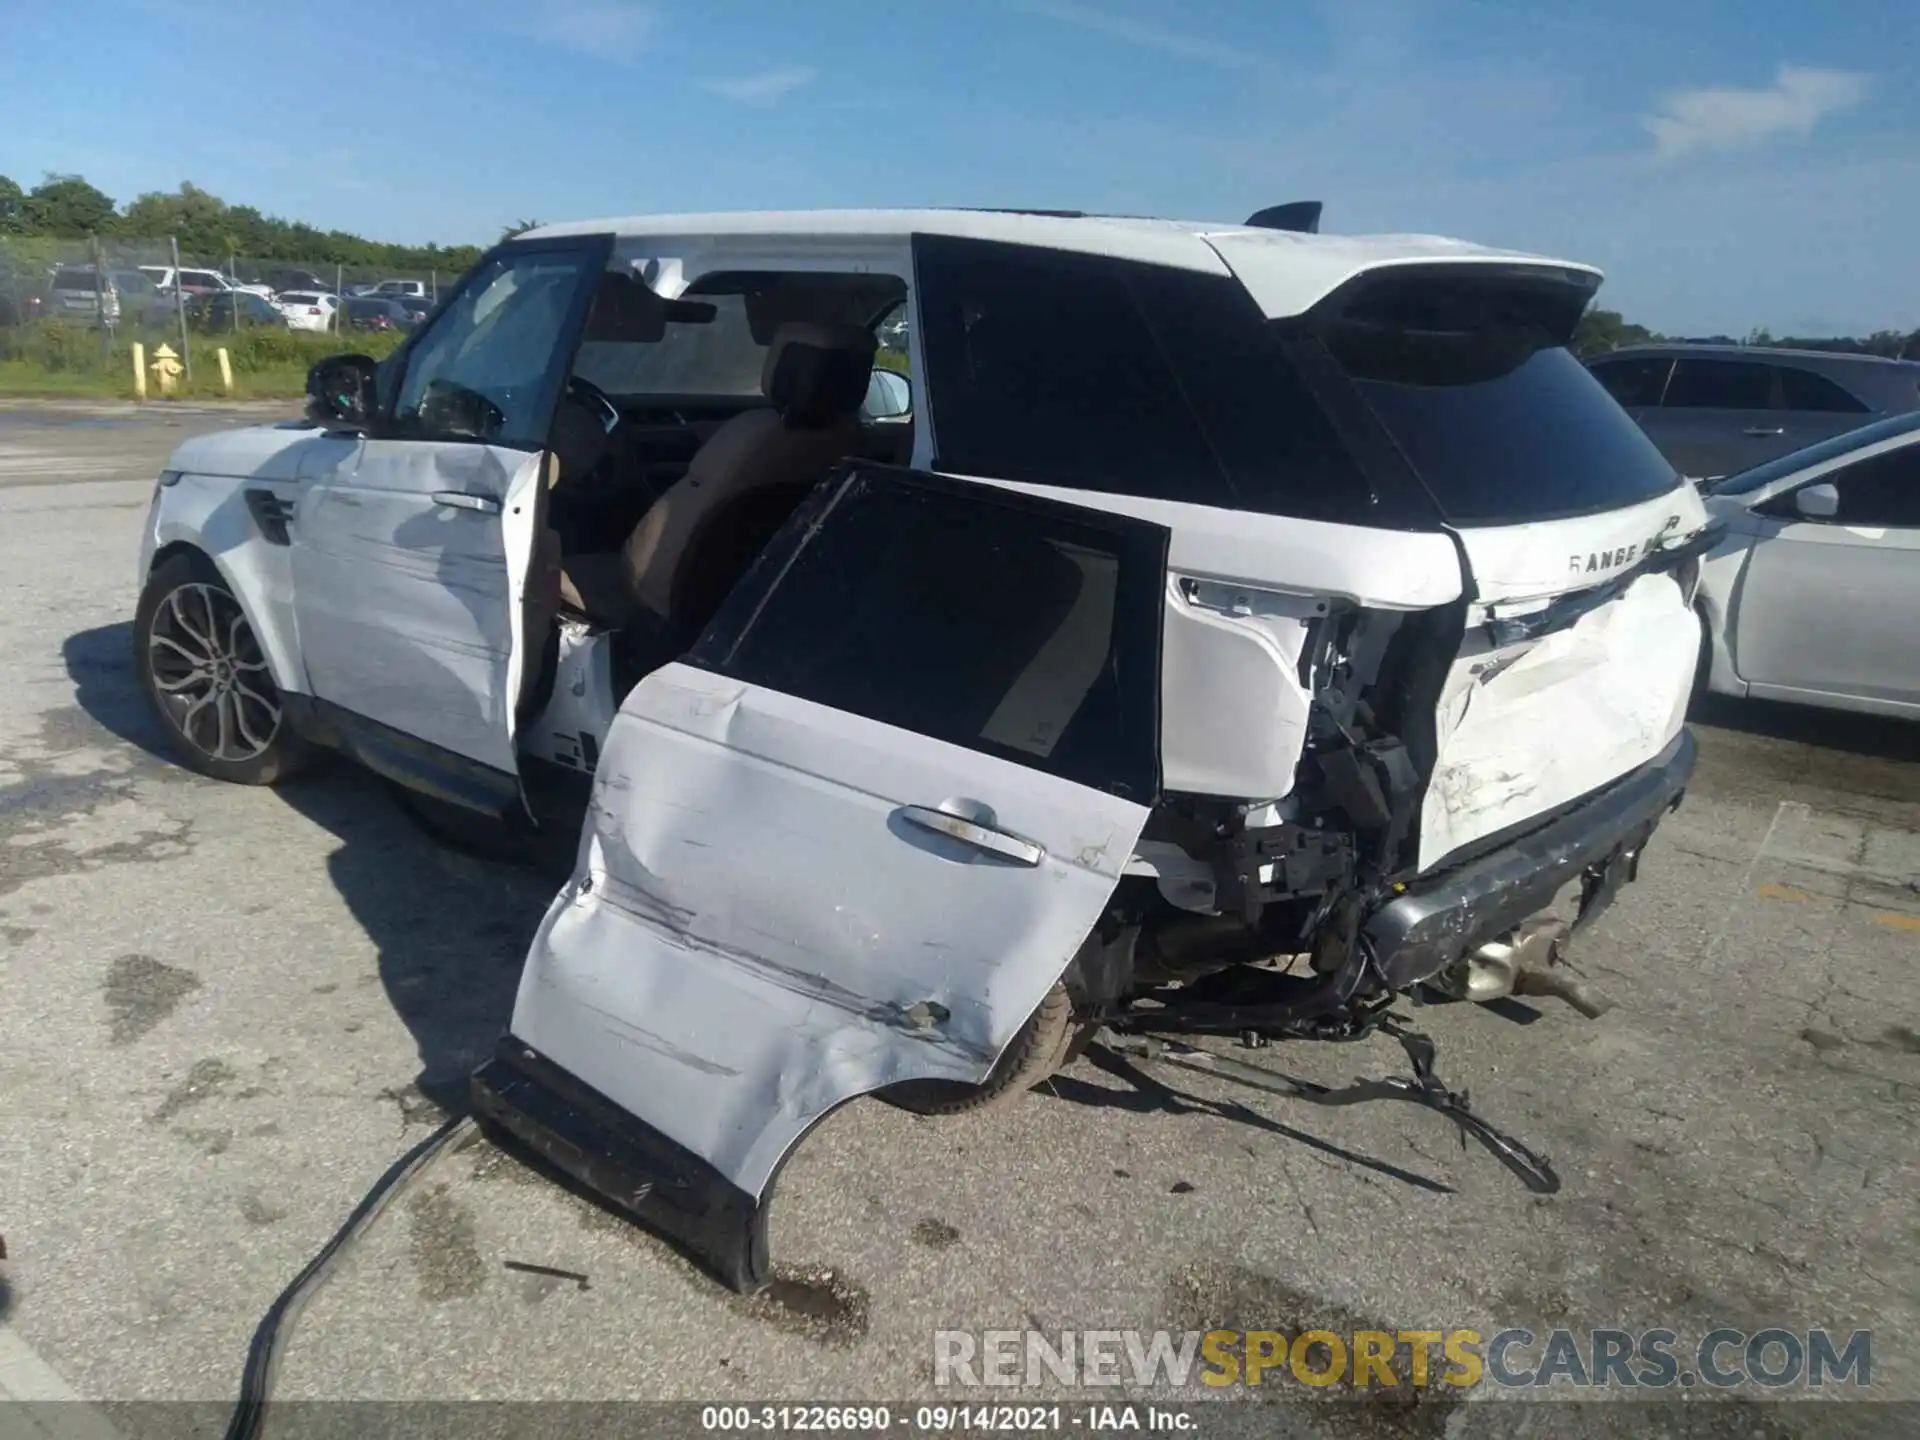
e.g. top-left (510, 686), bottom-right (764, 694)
top-left (393, 248), bottom-right (601, 447)
top-left (689, 471), bottom-right (1165, 800)
top-left (1778, 366), bottom-right (1870, 414)
top-left (1589, 356), bottom-right (1671, 407)
top-left (1819, 447), bottom-right (1920, 526)
top-left (1662, 358), bottom-right (1774, 409)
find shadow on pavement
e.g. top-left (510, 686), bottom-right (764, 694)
top-left (63, 620), bottom-right (556, 1117)
top-left (1046, 1042), bottom-right (1454, 1195)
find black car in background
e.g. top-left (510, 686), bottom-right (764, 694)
top-left (188, 291), bottom-right (290, 330)
top-left (343, 295), bottom-right (414, 332)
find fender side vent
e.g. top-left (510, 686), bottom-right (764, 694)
top-left (244, 488), bottom-right (295, 546)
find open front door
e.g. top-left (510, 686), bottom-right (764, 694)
top-left (288, 237), bottom-right (610, 811)
top-left (478, 466), bottom-right (1168, 1290)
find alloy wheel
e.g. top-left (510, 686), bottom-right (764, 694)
top-left (145, 582), bottom-right (282, 763)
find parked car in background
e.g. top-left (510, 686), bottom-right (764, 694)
top-left (49, 266), bottom-right (123, 325)
top-left (392, 294), bottom-right (434, 325)
top-left (188, 290), bottom-right (290, 330)
top-left (1589, 343), bottom-right (1920, 482)
top-left (369, 278), bottom-right (429, 299)
top-left (258, 268), bottom-right (330, 296)
top-left (1695, 411), bottom-right (1920, 718)
top-left (274, 291), bottom-right (340, 332)
top-left (343, 295), bottom-right (412, 331)
top-left (140, 266), bottom-right (274, 299)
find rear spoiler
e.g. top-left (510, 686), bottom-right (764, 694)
top-left (1245, 201), bottom-right (1322, 234)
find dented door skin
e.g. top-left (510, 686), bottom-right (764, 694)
top-left (507, 468), bottom-right (1168, 1220)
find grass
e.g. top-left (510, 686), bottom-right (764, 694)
top-left (0, 320), bottom-right (405, 399)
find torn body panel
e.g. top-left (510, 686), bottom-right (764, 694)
top-left (505, 662), bottom-right (1149, 1250)
top-left (1418, 569), bottom-right (1697, 872)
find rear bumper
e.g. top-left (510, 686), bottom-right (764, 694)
top-left (1364, 727), bottom-right (1697, 990)
top-left (470, 1038), bottom-right (771, 1294)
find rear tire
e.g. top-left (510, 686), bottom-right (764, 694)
top-left (135, 552), bottom-right (314, 785)
top-left (878, 981), bottom-right (1076, 1116)
top-left (382, 781), bottom-right (538, 867)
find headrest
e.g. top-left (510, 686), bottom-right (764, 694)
top-left (582, 270), bottom-right (666, 344)
top-left (761, 320), bottom-right (878, 427)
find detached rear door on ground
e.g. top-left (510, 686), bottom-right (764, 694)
top-left (507, 466), bottom-right (1166, 1261)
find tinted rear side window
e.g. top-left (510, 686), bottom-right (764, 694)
top-left (913, 234), bottom-right (1403, 526)
top-left (689, 468), bottom-right (1166, 801)
top-left (1778, 366), bottom-right (1870, 414)
top-left (1319, 275), bottom-right (1683, 524)
top-left (1664, 358), bottom-right (1773, 409)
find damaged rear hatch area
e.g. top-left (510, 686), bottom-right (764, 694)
top-left (476, 467), bottom-right (1172, 1290)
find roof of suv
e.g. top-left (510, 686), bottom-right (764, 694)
top-left (1599, 342), bottom-right (1920, 371)
top-left (518, 207), bottom-right (1600, 320)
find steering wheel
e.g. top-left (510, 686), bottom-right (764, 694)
top-left (564, 374), bottom-right (622, 436)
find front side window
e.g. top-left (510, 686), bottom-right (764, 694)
top-left (689, 470), bottom-right (1166, 800)
top-left (1663, 358), bottom-right (1773, 409)
top-left (392, 246), bottom-right (603, 446)
top-left (1812, 446), bottom-right (1920, 526)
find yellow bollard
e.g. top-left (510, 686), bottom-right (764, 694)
top-left (217, 347), bottom-right (234, 396)
top-left (150, 344), bottom-right (182, 398)
top-left (132, 342), bottom-right (147, 401)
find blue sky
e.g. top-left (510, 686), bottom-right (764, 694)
top-left (2, 0), bottom-right (1914, 335)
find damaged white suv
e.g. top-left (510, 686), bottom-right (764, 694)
top-left (134, 207), bottom-right (1712, 1291)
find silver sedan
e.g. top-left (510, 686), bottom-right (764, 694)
top-left (1696, 411), bottom-right (1920, 719)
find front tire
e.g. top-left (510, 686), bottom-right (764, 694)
top-left (135, 552), bottom-right (312, 785)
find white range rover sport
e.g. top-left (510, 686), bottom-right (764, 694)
top-left (134, 206), bottom-right (1712, 1290)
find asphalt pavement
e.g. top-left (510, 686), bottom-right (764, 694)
top-left (0, 402), bottom-right (1914, 1438)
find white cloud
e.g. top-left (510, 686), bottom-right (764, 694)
top-left (1643, 65), bottom-right (1870, 158)
top-left (1019, 1), bottom-right (1267, 73)
top-left (703, 67), bottom-right (819, 106)
top-left (529, 1), bottom-right (655, 61)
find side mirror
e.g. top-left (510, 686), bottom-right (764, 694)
top-left (1793, 482), bottom-right (1839, 520)
top-left (306, 353), bottom-right (378, 429)
top-left (863, 368), bottom-right (912, 421)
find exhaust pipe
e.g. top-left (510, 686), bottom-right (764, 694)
top-left (1437, 918), bottom-right (1614, 1018)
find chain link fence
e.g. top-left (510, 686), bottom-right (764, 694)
top-left (1, 233), bottom-right (449, 394)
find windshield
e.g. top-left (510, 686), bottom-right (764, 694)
top-left (1706, 410), bottom-right (1920, 496)
top-left (572, 292), bottom-right (767, 397)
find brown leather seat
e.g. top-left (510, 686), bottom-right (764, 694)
top-left (559, 319), bottom-right (878, 632)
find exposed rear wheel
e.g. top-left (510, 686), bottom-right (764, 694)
top-left (878, 981), bottom-right (1078, 1117)
top-left (135, 552), bottom-right (312, 785)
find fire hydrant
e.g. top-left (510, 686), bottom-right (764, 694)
top-left (149, 344), bottom-right (183, 397)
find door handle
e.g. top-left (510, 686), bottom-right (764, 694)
top-left (1742, 426), bottom-right (1785, 437)
top-left (433, 491), bottom-right (501, 514)
top-left (899, 805), bottom-right (1045, 866)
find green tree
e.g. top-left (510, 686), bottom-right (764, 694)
top-left (1572, 306), bottom-right (1660, 358)
top-left (21, 174), bottom-right (117, 237)
top-left (0, 174), bottom-right (23, 234)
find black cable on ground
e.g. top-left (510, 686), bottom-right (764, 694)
top-left (223, 1113), bottom-right (478, 1440)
